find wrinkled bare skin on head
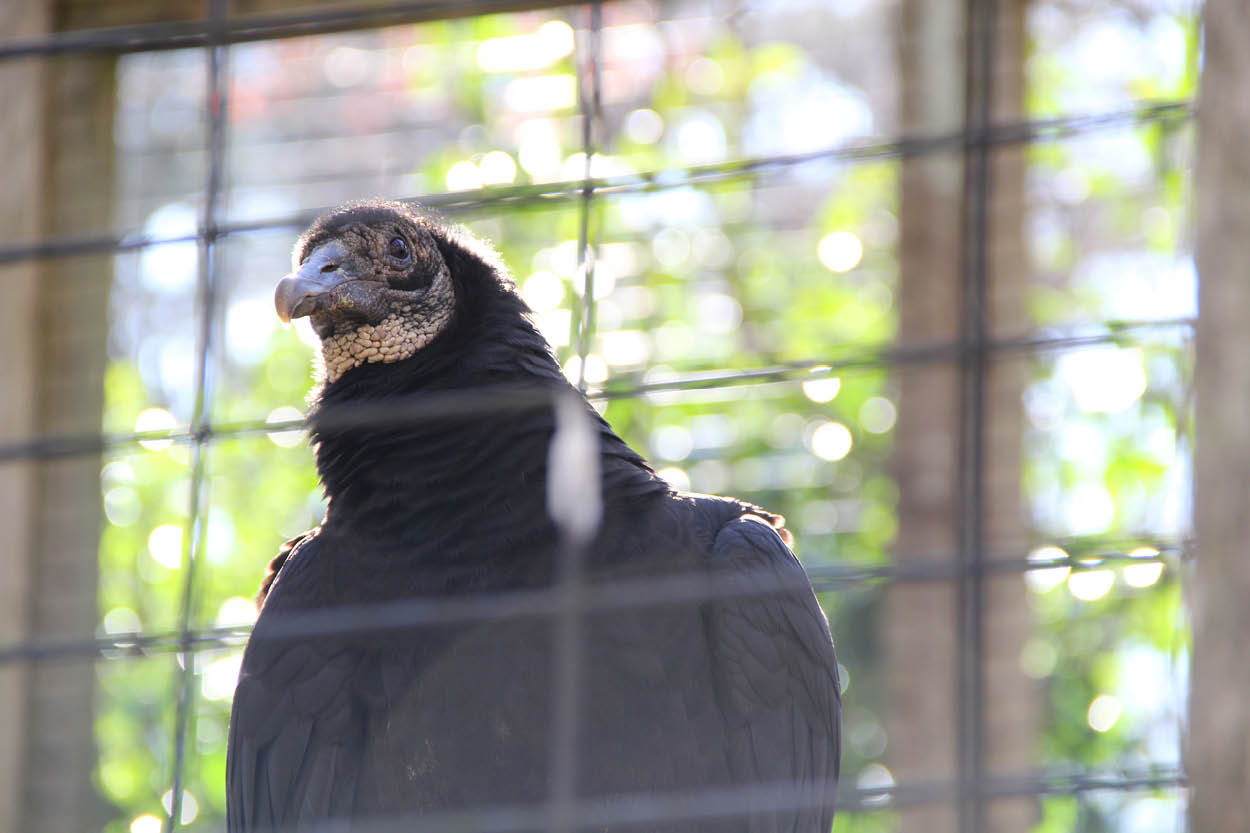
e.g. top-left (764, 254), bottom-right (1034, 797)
top-left (279, 214), bottom-right (456, 383)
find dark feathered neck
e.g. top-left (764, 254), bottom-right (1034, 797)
top-left (307, 239), bottom-right (666, 555)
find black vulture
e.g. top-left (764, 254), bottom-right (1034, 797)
top-left (227, 200), bottom-right (841, 833)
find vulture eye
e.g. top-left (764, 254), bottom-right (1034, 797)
top-left (387, 237), bottom-right (410, 261)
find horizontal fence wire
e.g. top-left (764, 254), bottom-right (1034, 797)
top-left (0, 543), bottom-right (1180, 664)
top-left (0, 0), bottom-right (574, 60)
top-left (0, 100), bottom-right (1193, 268)
top-left (1, 1), bottom-right (1194, 829)
top-left (157, 766), bottom-right (1187, 833)
top-left (0, 318), bottom-right (1195, 464)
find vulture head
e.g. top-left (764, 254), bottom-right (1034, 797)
top-left (274, 200), bottom-right (460, 383)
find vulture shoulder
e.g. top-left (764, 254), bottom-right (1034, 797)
top-left (228, 532), bottom-right (368, 831)
top-left (703, 509), bottom-right (841, 832)
top-left (256, 528), bottom-right (318, 608)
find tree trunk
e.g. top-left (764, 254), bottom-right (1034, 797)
top-left (1192, 1), bottom-right (1250, 829)
top-left (0, 2), bottom-right (50, 829)
top-left (888, 2), bottom-right (965, 830)
top-left (979, 3), bottom-right (1038, 831)
top-left (888, 2), bottom-right (1034, 830)
top-left (0, 2), bottom-right (118, 830)
top-left (18, 50), bottom-right (117, 832)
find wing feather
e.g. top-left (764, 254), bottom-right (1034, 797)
top-left (706, 516), bottom-right (841, 833)
top-left (227, 535), bottom-right (369, 833)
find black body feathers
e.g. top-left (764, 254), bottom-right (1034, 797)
top-left (227, 204), bottom-right (840, 832)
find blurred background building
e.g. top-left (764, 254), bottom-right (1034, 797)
top-left (0, 0), bottom-right (1204, 831)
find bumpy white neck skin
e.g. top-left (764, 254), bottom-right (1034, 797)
top-left (312, 244), bottom-right (456, 385)
top-left (319, 302), bottom-right (453, 384)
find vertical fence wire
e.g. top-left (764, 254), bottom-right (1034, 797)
top-left (166, 1), bottom-right (229, 829)
top-left (956, 0), bottom-right (996, 831)
top-left (549, 4), bottom-right (604, 831)
top-left (572, 3), bottom-right (603, 393)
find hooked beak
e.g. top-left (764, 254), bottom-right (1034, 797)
top-left (274, 240), bottom-right (353, 324)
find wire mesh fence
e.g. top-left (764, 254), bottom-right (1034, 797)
top-left (0, 1), bottom-right (1193, 831)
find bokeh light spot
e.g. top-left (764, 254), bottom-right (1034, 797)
top-left (695, 294), bottom-right (743, 335)
top-left (625, 108), bottom-right (664, 144)
top-left (652, 425), bottom-right (694, 461)
top-left (104, 487), bottom-right (142, 527)
top-left (1062, 482), bottom-right (1116, 535)
top-left (102, 460), bottom-right (135, 485)
top-left (516, 118), bottom-right (562, 180)
top-left (265, 406), bottom-right (305, 448)
top-left (131, 815), bottom-right (163, 833)
top-left (1025, 545), bottom-right (1071, 592)
top-left (161, 789), bottom-right (199, 825)
top-left (808, 421), bottom-right (853, 462)
top-left (1124, 547), bottom-right (1165, 588)
top-left (322, 46), bottom-right (371, 88)
top-left (675, 112), bottom-right (727, 164)
top-left (139, 203), bottom-right (197, 292)
top-left (857, 762), bottom-right (895, 805)
top-left (201, 653), bottom-right (244, 702)
top-left (103, 606), bottom-right (142, 636)
top-left (599, 329), bottom-right (652, 367)
top-left (148, 524), bottom-right (184, 570)
top-left (859, 397), bottom-right (897, 433)
top-left (1059, 346), bottom-right (1147, 413)
top-left (505, 74), bottom-right (577, 113)
top-left (1019, 638), bottom-right (1058, 679)
top-left (522, 271), bottom-right (565, 312)
top-left (685, 57), bottom-right (724, 95)
top-left (479, 150), bottom-right (517, 185)
top-left (136, 408), bottom-right (177, 450)
top-left (817, 231), bottom-right (864, 273)
top-left (1087, 694), bottom-right (1122, 732)
top-left (534, 309), bottom-right (571, 348)
top-left (216, 596), bottom-right (259, 628)
top-left (477, 20), bottom-right (574, 73)
top-left (656, 466), bottom-right (691, 491)
top-left (1123, 560), bottom-right (1164, 588)
top-left (652, 228), bottom-right (691, 271)
top-left (1068, 567), bottom-right (1115, 601)
top-left (226, 298), bottom-right (278, 365)
top-left (562, 354), bottom-right (608, 386)
top-left (445, 160), bottom-right (483, 192)
top-left (801, 370), bottom-right (840, 403)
